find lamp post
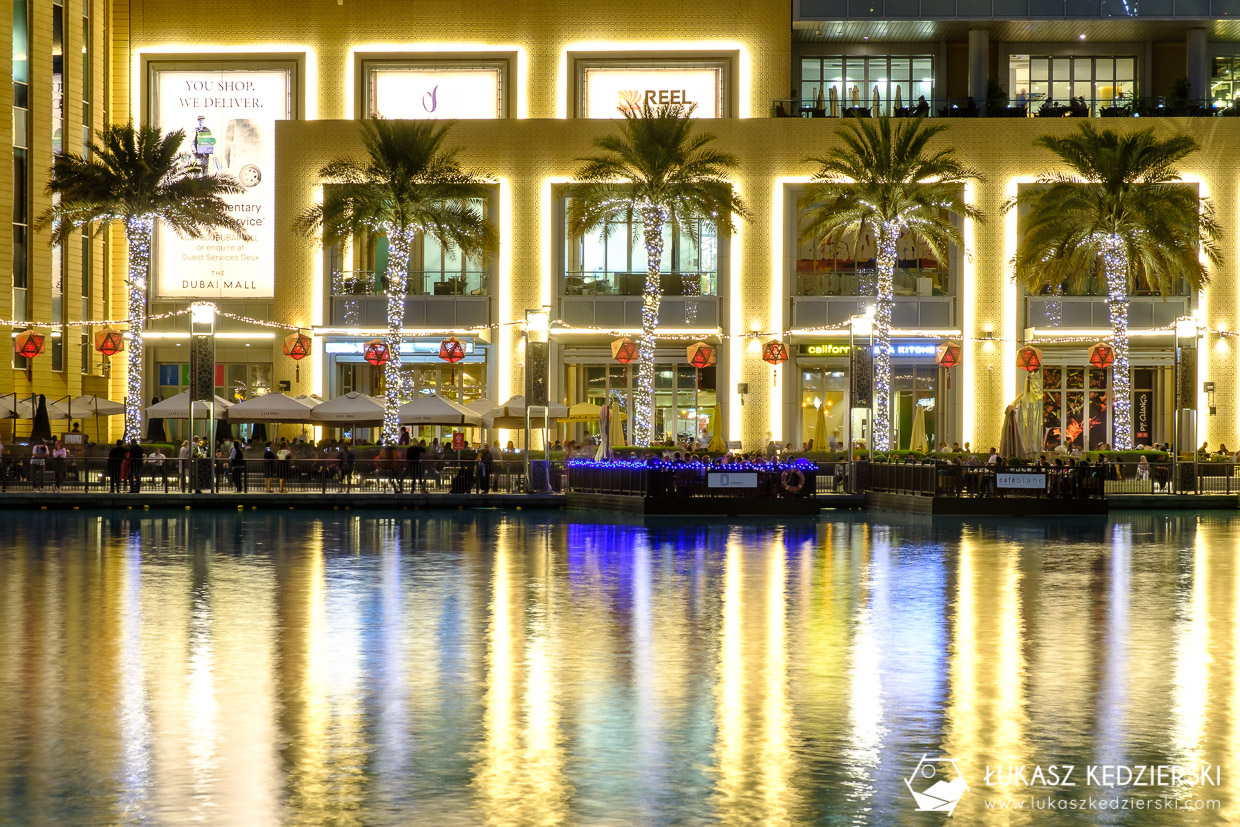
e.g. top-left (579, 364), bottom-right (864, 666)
top-left (848, 306), bottom-right (875, 494)
top-left (524, 306), bottom-right (551, 491)
top-left (1173, 314), bottom-right (1199, 493)
top-left (190, 302), bottom-right (216, 493)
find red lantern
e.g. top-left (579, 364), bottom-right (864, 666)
top-left (1088, 341), bottom-right (1115, 370)
top-left (438, 336), bottom-right (466, 364)
top-left (686, 341), bottom-right (715, 369)
top-left (1017, 345), bottom-right (1043, 372)
top-left (283, 331), bottom-right (312, 361)
top-left (15, 329), bottom-right (45, 360)
top-left (612, 337), bottom-right (638, 365)
top-left (94, 326), bottom-right (125, 358)
top-left (363, 338), bottom-right (390, 367)
top-left (761, 339), bottom-right (789, 365)
top-left (936, 340), bottom-right (962, 370)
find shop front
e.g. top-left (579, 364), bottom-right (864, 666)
top-left (793, 340), bottom-right (959, 452)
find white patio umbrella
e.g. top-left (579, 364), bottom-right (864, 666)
top-left (465, 397), bottom-right (498, 416)
top-left (398, 395), bottom-right (481, 427)
top-left (226, 392), bottom-right (318, 423)
top-left (63, 395), bottom-right (125, 418)
top-left (309, 392), bottom-right (383, 425)
top-left (3, 395), bottom-right (69, 419)
top-left (146, 390), bottom-right (234, 419)
top-left (481, 395), bottom-right (568, 429)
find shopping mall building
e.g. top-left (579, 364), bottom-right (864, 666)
top-left (3, 0), bottom-right (1240, 450)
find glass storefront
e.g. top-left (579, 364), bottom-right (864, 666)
top-left (1036, 365), bottom-right (1162, 451)
top-left (564, 208), bottom-right (718, 297)
top-left (570, 362), bottom-right (717, 446)
top-left (1008, 55), bottom-right (1137, 114)
top-left (800, 55), bottom-right (933, 116)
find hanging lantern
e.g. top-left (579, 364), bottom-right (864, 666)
top-left (363, 338), bottom-right (390, 367)
top-left (611, 337), bottom-right (638, 365)
top-left (438, 336), bottom-right (466, 364)
top-left (15, 329), bottom-right (45, 360)
top-left (1016, 345), bottom-right (1043, 372)
top-left (761, 339), bottom-right (789, 365)
top-left (283, 330), bottom-right (312, 361)
top-left (686, 341), bottom-right (715, 369)
top-left (935, 340), bottom-right (962, 370)
top-left (1088, 341), bottom-right (1115, 370)
top-left (94, 326), bottom-right (125, 358)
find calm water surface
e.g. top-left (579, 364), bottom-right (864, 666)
top-left (1, 509), bottom-right (1237, 825)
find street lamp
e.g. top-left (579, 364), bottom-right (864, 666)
top-left (1173, 314), bottom-right (1200, 492)
top-left (848, 307), bottom-right (875, 494)
top-left (524, 306), bottom-right (551, 491)
top-left (189, 301), bottom-right (217, 493)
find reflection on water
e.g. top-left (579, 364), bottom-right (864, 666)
top-left (0, 511), bottom-right (1238, 824)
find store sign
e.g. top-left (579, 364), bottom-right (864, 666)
top-left (801, 342), bottom-right (938, 359)
top-left (325, 340), bottom-right (477, 356)
top-left (708, 472), bottom-right (757, 488)
top-left (370, 68), bottom-right (501, 119)
top-left (997, 473), bottom-right (1046, 489)
top-left (583, 67), bottom-right (721, 118)
top-left (152, 67), bottom-right (290, 299)
top-left (801, 343), bottom-right (851, 357)
top-left (1134, 389), bottom-right (1152, 442)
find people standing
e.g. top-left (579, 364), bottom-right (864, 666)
top-left (51, 440), bottom-right (69, 493)
top-left (407, 439), bottom-right (426, 492)
top-left (276, 441), bottom-right (293, 493)
top-left (229, 439), bottom-right (246, 491)
top-left (262, 441), bottom-right (276, 492)
top-left (107, 439), bottom-right (126, 493)
top-left (478, 444), bottom-right (494, 493)
top-left (127, 441), bottom-right (144, 493)
top-left (30, 441), bottom-right (50, 492)
top-left (341, 442), bottom-right (356, 487)
top-left (177, 439), bottom-right (191, 491)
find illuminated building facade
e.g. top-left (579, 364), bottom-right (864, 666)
top-left (2, 0), bottom-right (1239, 450)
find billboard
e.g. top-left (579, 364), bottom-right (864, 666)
top-left (583, 67), bottom-right (722, 118)
top-left (151, 67), bottom-right (291, 299)
top-left (370, 68), bottom-right (502, 119)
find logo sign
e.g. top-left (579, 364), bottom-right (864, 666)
top-left (726, 440), bottom-right (743, 450)
top-left (850, 345), bottom-right (873, 407)
top-left (905, 754), bottom-right (969, 816)
top-left (996, 473), bottom-right (1046, 489)
top-left (451, 431), bottom-right (465, 451)
top-left (707, 472), bottom-right (757, 488)
top-left (1134, 389), bottom-right (1152, 442)
top-left (370, 68), bottom-right (502, 119)
top-left (583, 67), bottom-right (721, 118)
top-left (801, 343), bottom-right (851, 357)
top-left (152, 68), bottom-right (290, 299)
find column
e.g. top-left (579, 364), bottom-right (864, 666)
top-left (968, 29), bottom-right (989, 105)
top-left (1187, 28), bottom-right (1208, 106)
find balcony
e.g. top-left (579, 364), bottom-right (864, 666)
top-left (1025, 295), bottom-right (1190, 329)
top-left (796, 0), bottom-right (1240, 20)
top-left (793, 296), bottom-right (955, 328)
top-left (772, 96), bottom-right (1238, 119)
top-left (330, 270), bottom-right (490, 328)
top-left (560, 270), bottom-right (719, 329)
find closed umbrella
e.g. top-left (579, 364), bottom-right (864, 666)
top-left (707, 403), bottom-right (726, 453)
top-left (146, 390), bottom-right (234, 419)
top-left (895, 86), bottom-right (903, 111)
top-left (815, 85), bottom-right (825, 113)
top-left (909, 404), bottom-right (928, 452)
top-left (812, 404), bottom-right (828, 451)
top-left (851, 85), bottom-right (861, 107)
top-left (30, 395), bottom-right (53, 443)
top-left (829, 86), bottom-right (839, 117)
top-left (998, 404), bottom-right (1025, 460)
top-left (594, 403), bottom-right (612, 460)
top-left (610, 401), bottom-right (626, 449)
top-left (872, 84), bottom-right (880, 115)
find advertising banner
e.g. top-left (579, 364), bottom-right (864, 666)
top-left (1133, 389), bottom-right (1152, 443)
top-left (370, 68), bottom-right (502, 119)
top-left (583, 67), bottom-right (721, 118)
top-left (152, 67), bottom-right (291, 299)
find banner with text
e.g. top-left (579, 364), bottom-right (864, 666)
top-left (153, 68), bottom-right (290, 299)
top-left (370, 68), bottom-right (502, 119)
top-left (583, 67), bottom-right (722, 118)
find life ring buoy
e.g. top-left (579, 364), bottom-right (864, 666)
top-left (781, 468), bottom-right (805, 494)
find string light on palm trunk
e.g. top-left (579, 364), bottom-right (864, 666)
top-left (1103, 236), bottom-right (1133, 450)
top-left (633, 204), bottom-right (668, 446)
top-left (871, 225), bottom-right (898, 452)
top-left (124, 217), bottom-right (153, 444)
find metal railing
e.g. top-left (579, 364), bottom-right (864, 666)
top-left (563, 270), bottom-right (718, 297)
top-left (566, 462), bottom-right (819, 499)
top-left (0, 456), bottom-right (560, 496)
top-left (333, 269), bottom-right (490, 297)
top-left (772, 96), bottom-right (1239, 119)
top-left (868, 461), bottom-right (1107, 499)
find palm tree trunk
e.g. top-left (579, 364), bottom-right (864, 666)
top-left (123, 217), bottom-right (153, 444)
top-left (383, 233), bottom-right (413, 446)
top-left (635, 209), bottom-right (667, 446)
top-left (872, 223), bottom-right (897, 451)
top-left (1103, 236), bottom-right (1132, 450)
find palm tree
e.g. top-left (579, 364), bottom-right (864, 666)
top-left (295, 119), bottom-right (496, 446)
top-left (36, 122), bottom-right (250, 443)
top-left (1008, 123), bottom-right (1221, 450)
top-left (568, 102), bottom-right (748, 446)
top-left (800, 117), bottom-right (981, 452)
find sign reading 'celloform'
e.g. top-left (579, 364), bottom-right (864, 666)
top-left (583, 67), bottom-right (721, 118)
top-left (152, 68), bottom-right (290, 299)
top-left (370, 68), bottom-right (502, 119)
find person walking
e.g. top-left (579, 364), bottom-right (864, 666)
top-left (51, 440), bottom-right (69, 492)
top-left (229, 439), bottom-right (246, 492)
top-left (127, 441), bottom-right (145, 493)
top-left (107, 439), bottom-right (126, 493)
top-left (30, 441), bottom-right (50, 492)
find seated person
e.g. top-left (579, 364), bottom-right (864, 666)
top-left (913, 96), bottom-right (930, 117)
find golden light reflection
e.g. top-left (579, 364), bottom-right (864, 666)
top-left (943, 531), bottom-right (978, 788)
top-left (714, 528), bottom-right (746, 816)
top-left (1172, 521), bottom-right (1210, 763)
top-left (760, 532), bottom-right (798, 824)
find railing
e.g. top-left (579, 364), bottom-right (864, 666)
top-left (563, 270), bottom-right (718, 297)
top-left (772, 96), bottom-right (1240, 119)
top-left (795, 0), bottom-right (1240, 20)
top-left (333, 269), bottom-right (490, 297)
top-left (567, 462), bottom-right (819, 499)
top-left (867, 461), bottom-right (1106, 499)
top-left (795, 267), bottom-right (950, 298)
top-left (0, 457), bottom-right (560, 496)
top-left (1101, 460), bottom-right (1240, 495)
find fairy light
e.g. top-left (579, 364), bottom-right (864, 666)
top-left (124, 217), bottom-right (153, 444)
top-left (382, 234), bottom-right (414, 446)
top-left (1103, 235), bottom-right (1133, 450)
top-left (634, 203), bottom-right (668, 446)
top-left (871, 222), bottom-right (899, 451)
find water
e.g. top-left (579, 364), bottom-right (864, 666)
top-left (0, 509), bottom-right (1237, 825)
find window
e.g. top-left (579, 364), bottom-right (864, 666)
top-left (1212, 57), bottom-right (1240, 109)
top-left (12, 0), bottom-right (29, 367)
top-left (364, 61), bottom-right (508, 120)
top-left (1040, 366), bottom-right (1111, 450)
top-left (564, 206), bottom-right (719, 296)
top-left (52, 2), bottom-right (65, 371)
top-left (1009, 55), bottom-right (1136, 114)
top-left (575, 361), bottom-right (716, 445)
top-left (801, 56), bottom-right (933, 115)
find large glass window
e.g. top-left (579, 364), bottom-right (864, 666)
top-left (1211, 56), bottom-right (1240, 109)
top-left (12, 0), bottom-right (29, 366)
top-left (801, 55), bottom-right (933, 115)
top-left (575, 362), bottom-right (716, 446)
top-left (564, 208), bottom-right (718, 296)
top-left (1039, 366), bottom-right (1112, 450)
top-left (1009, 55), bottom-right (1136, 114)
